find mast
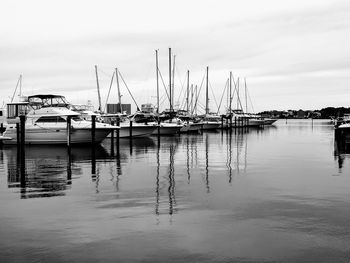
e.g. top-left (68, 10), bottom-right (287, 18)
top-left (156, 49), bottom-right (159, 115)
top-left (95, 65), bottom-right (102, 112)
top-left (172, 55), bottom-right (176, 111)
top-left (115, 68), bottom-right (123, 114)
top-left (168, 48), bottom-right (172, 112)
top-left (237, 77), bottom-right (240, 111)
top-left (190, 84), bottom-right (193, 114)
top-left (205, 66), bottom-right (209, 115)
top-left (11, 75), bottom-right (22, 102)
top-left (244, 77), bottom-right (248, 113)
top-left (186, 70), bottom-right (189, 114)
top-left (195, 84), bottom-right (198, 115)
top-left (19, 74), bottom-right (22, 97)
top-left (229, 72), bottom-right (232, 114)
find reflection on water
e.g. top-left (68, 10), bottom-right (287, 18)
top-left (1, 120), bottom-right (350, 262)
top-left (4, 145), bottom-right (111, 199)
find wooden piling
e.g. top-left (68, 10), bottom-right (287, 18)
top-left (116, 119), bottom-right (120, 155)
top-left (157, 119), bottom-right (160, 137)
top-left (20, 115), bottom-right (25, 147)
top-left (91, 115), bottom-right (96, 145)
top-left (67, 116), bottom-right (72, 146)
top-left (110, 120), bottom-right (115, 156)
top-left (110, 120), bottom-right (115, 143)
top-left (19, 115), bottom-right (25, 184)
top-left (129, 120), bottom-right (133, 138)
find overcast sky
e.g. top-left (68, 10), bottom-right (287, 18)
top-left (1, 0), bottom-right (350, 113)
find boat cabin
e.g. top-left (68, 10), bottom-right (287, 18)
top-left (6, 102), bottom-right (29, 119)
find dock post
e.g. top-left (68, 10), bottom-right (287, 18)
top-left (67, 116), bottom-right (72, 147)
top-left (110, 120), bottom-right (115, 143)
top-left (158, 119), bottom-right (160, 137)
top-left (19, 115), bottom-right (26, 185)
top-left (221, 116), bottom-right (224, 131)
top-left (116, 119), bottom-right (120, 156)
top-left (129, 121), bottom-right (133, 138)
top-left (20, 115), bottom-right (25, 149)
top-left (91, 115), bottom-right (96, 145)
top-left (110, 120), bottom-right (115, 156)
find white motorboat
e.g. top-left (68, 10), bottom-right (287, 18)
top-left (117, 112), bottom-right (158, 138)
top-left (139, 104), bottom-right (183, 135)
top-left (3, 94), bottom-right (118, 144)
top-left (201, 114), bottom-right (221, 130)
top-left (152, 118), bottom-right (183, 135)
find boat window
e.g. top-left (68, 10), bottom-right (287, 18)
top-left (36, 116), bottom-right (66, 122)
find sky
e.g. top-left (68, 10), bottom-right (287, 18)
top-left (1, 0), bottom-right (350, 113)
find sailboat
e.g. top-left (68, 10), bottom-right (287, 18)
top-left (149, 48), bottom-right (183, 135)
top-left (201, 66), bottom-right (221, 130)
top-left (112, 67), bottom-right (157, 138)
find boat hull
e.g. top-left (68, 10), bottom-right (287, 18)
top-left (202, 122), bottom-right (221, 130)
top-left (3, 127), bottom-right (112, 144)
top-left (118, 124), bottom-right (157, 138)
top-left (180, 122), bottom-right (203, 133)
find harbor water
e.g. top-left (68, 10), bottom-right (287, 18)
top-left (1, 119), bottom-right (350, 262)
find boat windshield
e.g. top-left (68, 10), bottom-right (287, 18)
top-left (28, 95), bottom-right (70, 109)
top-left (130, 113), bottom-right (156, 123)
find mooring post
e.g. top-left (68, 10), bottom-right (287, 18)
top-left (19, 115), bottom-right (26, 184)
top-left (110, 120), bottom-right (115, 156)
top-left (116, 119), bottom-right (120, 155)
top-left (20, 115), bottom-right (25, 150)
top-left (157, 119), bottom-right (160, 137)
top-left (110, 120), bottom-right (115, 144)
top-left (91, 115), bottom-right (96, 145)
top-left (67, 116), bottom-right (72, 147)
top-left (221, 116), bottom-right (224, 131)
top-left (129, 120), bottom-right (133, 138)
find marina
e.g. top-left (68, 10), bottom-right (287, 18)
top-left (1, 120), bottom-right (350, 262)
top-left (2, 0), bottom-right (350, 261)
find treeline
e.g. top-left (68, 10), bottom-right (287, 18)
top-left (259, 107), bottom-right (350, 119)
top-left (319, 107), bottom-right (350, 118)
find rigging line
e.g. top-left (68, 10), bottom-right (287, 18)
top-left (217, 78), bottom-right (229, 114)
top-left (209, 80), bottom-right (219, 113)
top-left (232, 77), bottom-right (244, 111)
top-left (11, 75), bottom-right (22, 102)
top-left (191, 71), bottom-right (206, 115)
top-left (117, 70), bottom-right (140, 111)
top-left (104, 71), bottom-right (115, 113)
top-left (158, 68), bottom-right (171, 103)
top-left (179, 93), bottom-right (187, 111)
top-left (247, 87), bottom-right (255, 114)
top-left (175, 65), bottom-right (186, 104)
